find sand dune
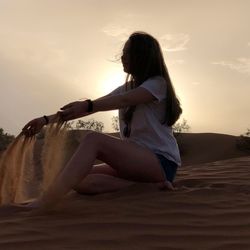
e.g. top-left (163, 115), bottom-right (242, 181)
top-left (0, 132), bottom-right (250, 250)
top-left (176, 132), bottom-right (249, 166)
top-left (58, 131), bottom-right (250, 166)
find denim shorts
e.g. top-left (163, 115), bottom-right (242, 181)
top-left (155, 153), bottom-right (178, 183)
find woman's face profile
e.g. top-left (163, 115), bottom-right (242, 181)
top-left (121, 40), bottom-right (131, 73)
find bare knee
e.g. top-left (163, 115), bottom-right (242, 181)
top-left (80, 131), bottom-right (101, 149)
top-left (80, 132), bottom-right (114, 159)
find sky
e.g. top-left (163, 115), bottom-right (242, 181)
top-left (0, 0), bottom-right (250, 136)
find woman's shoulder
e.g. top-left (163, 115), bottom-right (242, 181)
top-left (141, 75), bottom-right (167, 90)
top-left (147, 75), bottom-right (166, 83)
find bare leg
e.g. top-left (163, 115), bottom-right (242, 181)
top-left (77, 163), bottom-right (174, 194)
top-left (76, 169), bottom-right (175, 194)
top-left (74, 173), bottom-right (135, 194)
top-left (74, 163), bottom-right (130, 194)
top-left (37, 132), bottom-right (166, 207)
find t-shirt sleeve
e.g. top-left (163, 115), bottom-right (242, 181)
top-left (108, 85), bottom-right (122, 96)
top-left (139, 77), bottom-right (167, 102)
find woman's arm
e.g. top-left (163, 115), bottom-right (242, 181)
top-left (59, 86), bottom-right (156, 121)
top-left (91, 87), bottom-right (157, 112)
top-left (45, 92), bottom-right (114, 124)
top-left (22, 86), bottom-right (156, 136)
top-left (22, 86), bottom-right (141, 136)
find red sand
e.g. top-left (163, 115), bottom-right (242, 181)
top-left (0, 132), bottom-right (250, 250)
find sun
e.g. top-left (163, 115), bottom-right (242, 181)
top-left (100, 67), bottom-right (126, 95)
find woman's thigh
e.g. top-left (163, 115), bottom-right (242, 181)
top-left (84, 132), bottom-right (165, 183)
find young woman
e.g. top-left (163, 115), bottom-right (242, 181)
top-left (21, 31), bottom-right (182, 207)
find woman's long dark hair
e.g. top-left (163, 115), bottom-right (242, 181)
top-left (122, 31), bottom-right (182, 127)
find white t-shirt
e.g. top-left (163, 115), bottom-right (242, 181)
top-left (110, 76), bottom-right (181, 167)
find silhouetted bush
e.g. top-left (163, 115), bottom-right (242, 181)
top-left (65, 119), bottom-right (104, 132)
top-left (0, 128), bottom-right (15, 151)
top-left (236, 129), bottom-right (250, 152)
top-left (111, 116), bottom-right (119, 132)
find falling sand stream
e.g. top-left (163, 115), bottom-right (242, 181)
top-left (0, 123), bottom-right (69, 205)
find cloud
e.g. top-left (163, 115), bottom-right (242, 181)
top-left (166, 59), bottom-right (185, 66)
top-left (160, 33), bottom-right (190, 52)
top-left (102, 27), bottom-right (190, 53)
top-left (212, 58), bottom-right (250, 74)
top-left (102, 24), bottom-right (129, 41)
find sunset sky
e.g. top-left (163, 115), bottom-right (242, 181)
top-left (1, 0), bottom-right (250, 136)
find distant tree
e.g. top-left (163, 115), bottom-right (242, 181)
top-left (36, 119), bottom-right (104, 139)
top-left (111, 116), bottom-right (190, 135)
top-left (173, 119), bottom-right (190, 136)
top-left (236, 128), bottom-right (250, 152)
top-left (75, 119), bottom-right (104, 132)
top-left (65, 121), bottom-right (74, 130)
top-left (172, 119), bottom-right (190, 155)
top-left (112, 116), bottom-right (119, 132)
top-left (0, 128), bottom-right (15, 151)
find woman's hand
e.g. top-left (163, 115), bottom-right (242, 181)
top-left (22, 117), bottom-right (46, 137)
top-left (59, 101), bottom-right (88, 121)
